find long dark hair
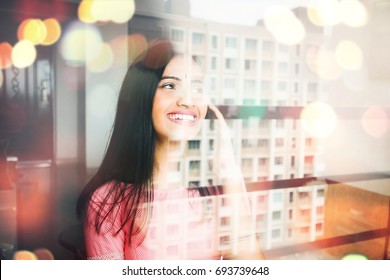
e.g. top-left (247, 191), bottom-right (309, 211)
top-left (76, 40), bottom-right (176, 239)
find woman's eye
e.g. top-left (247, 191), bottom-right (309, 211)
top-left (161, 83), bottom-right (176, 90)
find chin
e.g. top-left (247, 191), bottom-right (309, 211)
top-left (168, 125), bottom-right (202, 141)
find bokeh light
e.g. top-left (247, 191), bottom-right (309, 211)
top-left (59, 21), bottom-right (103, 65)
top-left (336, 40), bottom-right (364, 71)
top-left (41, 18), bottom-right (62, 45)
top-left (128, 34), bottom-right (148, 63)
top-left (22, 19), bottom-right (47, 45)
top-left (78, 0), bottom-right (95, 23)
top-left (87, 43), bottom-right (114, 72)
top-left (301, 101), bottom-right (338, 138)
top-left (79, 0), bottom-right (135, 24)
top-left (342, 253), bottom-right (368, 260)
top-left (17, 19), bottom-right (30, 41)
top-left (0, 42), bottom-right (13, 69)
top-left (361, 106), bottom-right (389, 138)
top-left (11, 40), bottom-right (37, 68)
top-left (13, 250), bottom-right (38, 260)
top-left (307, 0), bottom-right (341, 27)
top-left (306, 46), bottom-right (341, 80)
top-left (339, 0), bottom-right (368, 27)
top-left (264, 5), bottom-right (305, 45)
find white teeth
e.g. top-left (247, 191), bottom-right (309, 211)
top-left (169, 114), bottom-right (195, 121)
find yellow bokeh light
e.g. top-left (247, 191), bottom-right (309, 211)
top-left (307, 47), bottom-right (341, 80)
top-left (78, 0), bottom-right (95, 23)
top-left (264, 5), bottom-right (305, 45)
top-left (361, 106), bottom-right (388, 138)
top-left (91, 0), bottom-right (111, 22)
top-left (307, 0), bottom-right (341, 27)
top-left (23, 19), bottom-right (47, 45)
top-left (301, 102), bottom-right (338, 138)
top-left (59, 22), bottom-right (103, 65)
top-left (87, 43), bottom-right (114, 72)
top-left (339, 0), bottom-right (368, 27)
top-left (80, 0), bottom-right (135, 24)
top-left (110, 0), bottom-right (135, 24)
top-left (335, 40), bottom-right (364, 70)
top-left (0, 42), bottom-right (13, 69)
top-left (41, 18), bottom-right (62, 46)
top-left (11, 40), bottom-right (37, 68)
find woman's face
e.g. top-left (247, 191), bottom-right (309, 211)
top-left (152, 55), bottom-right (208, 142)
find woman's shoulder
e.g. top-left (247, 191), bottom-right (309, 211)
top-left (90, 181), bottom-right (126, 203)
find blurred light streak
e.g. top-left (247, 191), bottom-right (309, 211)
top-left (264, 5), bottom-right (305, 45)
top-left (79, 0), bottom-right (135, 24)
top-left (22, 19), bottom-right (48, 45)
top-left (306, 47), bottom-right (341, 80)
top-left (339, 0), bottom-right (368, 27)
top-left (59, 21), bottom-right (103, 66)
top-left (307, 0), bottom-right (341, 27)
top-left (13, 250), bottom-right (38, 260)
top-left (41, 18), bottom-right (62, 46)
top-left (0, 71), bottom-right (3, 88)
top-left (335, 40), bottom-right (364, 71)
top-left (0, 42), bottom-right (13, 69)
top-left (301, 101), bottom-right (338, 138)
top-left (86, 43), bottom-right (114, 72)
top-left (361, 106), bottom-right (389, 138)
top-left (11, 40), bottom-right (37, 68)
top-left (342, 66), bottom-right (368, 92)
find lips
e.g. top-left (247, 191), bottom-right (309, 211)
top-left (167, 111), bottom-right (197, 125)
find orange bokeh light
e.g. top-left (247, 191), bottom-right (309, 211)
top-left (0, 42), bottom-right (13, 69)
top-left (41, 18), bottom-right (62, 45)
top-left (78, 0), bottom-right (95, 23)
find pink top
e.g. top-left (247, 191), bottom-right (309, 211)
top-left (84, 183), bottom-right (218, 260)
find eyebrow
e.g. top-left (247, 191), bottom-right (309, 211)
top-left (160, 76), bottom-right (203, 84)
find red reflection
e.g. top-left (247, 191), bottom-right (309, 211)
top-left (13, 0), bottom-right (71, 22)
top-left (0, 42), bottom-right (12, 69)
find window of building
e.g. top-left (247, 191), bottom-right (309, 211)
top-left (276, 120), bottom-right (284, 129)
top-left (300, 226), bottom-right (310, 234)
top-left (225, 58), bottom-right (237, 71)
top-left (258, 139), bottom-right (269, 148)
top-left (316, 223), bottom-right (323, 232)
top-left (272, 211), bottom-right (282, 221)
top-left (294, 63), bottom-right (300, 75)
top-left (275, 138), bottom-right (284, 147)
top-left (278, 62), bottom-right (288, 74)
top-left (275, 156), bottom-right (283, 165)
top-left (171, 28), bottom-right (184, 42)
top-left (307, 82), bottom-right (318, 93)
top-left (272, 229), bottom-right (281, 239)
top-left (210, 56), bottom-right (218, 70)
top-left (261, 80), bottom-right (272, 91)
top-left (259, 120), bottom-right (269, 129)
top-left (242, 158), bottom-right (252, 167)
top-left (274, 174), bottom-right (283, 180)
top-left (208, 139), bottom-right (214, 151)
top-left (220, 217), bottom-right (230, 227)
top-left (262, 61), bottom-right (272, 72)
top-left (211, 35), bottom-right (218, 49)
top-left (192, 32), bottom-right (205, 45)
top-left (193, 55), bottom-right (205, 69)
top-left (243, 99), bottom-right (255, 105)
top-left (225, 36), bottom-right (238, 48)
top-left (273, 192), bottom-right (282, 202)
top-left (245, 38), bottom-right (257, 51)
top-left (258, 157), bottom-right (268, 166)
top-left (278, 44), bottom-right (289, 53)
top-left (317, 188), bottom-right (325, 197)
top-left (288, 209), bottom-right (293, 220)
top-left (245, 59), bottom-right (256, 71)
top-left (291, 156), bottom-right (295, 167)
top-left (188, 140), bottom-right (200, 150)
top-left (289, 191), bottom-right (294, 203)
top-left (224, 77), bottom-right (236, 89)
top-left (189, 160), bottom-right (200, 171)
top-left (189, 181), bottom-right (200, 187)
top-left (316, 206), bottom-right (324, 215)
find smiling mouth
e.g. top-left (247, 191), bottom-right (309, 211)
top-left (167, 113), bottom-right (196, 122)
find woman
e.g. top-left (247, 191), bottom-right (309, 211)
top-left (77, 40), bottom-right (263, 260)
